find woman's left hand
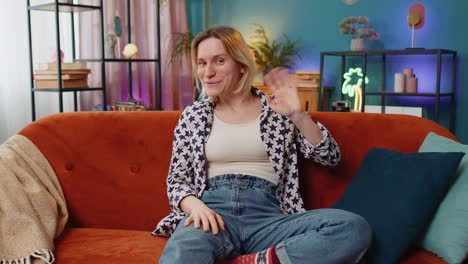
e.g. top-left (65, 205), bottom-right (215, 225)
top-left (263, 67), bottom-right (302, 117)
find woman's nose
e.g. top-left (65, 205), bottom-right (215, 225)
top-left (205, 63), bottom-right (216, 77)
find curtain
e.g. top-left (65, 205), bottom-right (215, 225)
top-left (78, 0), bottom-right (192, 111)
top-left (160, 0), bottom-right (194, 110)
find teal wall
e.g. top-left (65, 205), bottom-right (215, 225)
top-left (187, 0), bottom-right (468, 143)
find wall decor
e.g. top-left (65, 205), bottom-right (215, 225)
top-left (342, 67), bottom-right (369, 112)
top-left (113, 13), bottom-right (122, 58)
top-left (342, 0), bottom-right (359, 6)
top-left (407, 3), bottom-right (426, 49)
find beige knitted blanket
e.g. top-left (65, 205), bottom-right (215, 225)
top-left (0, 135), bottom-right (68, 264)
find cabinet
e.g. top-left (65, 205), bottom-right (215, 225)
top-left (255, 83), bottom-right (334, 112)
top-left (27, 0), bottom-right (161, 121)
top-left (319, 49), bottom-right (457, 132)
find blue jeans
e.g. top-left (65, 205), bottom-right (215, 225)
top-left (159, 174), bottom-right (371, 264)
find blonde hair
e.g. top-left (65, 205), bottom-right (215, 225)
top-left (191, 26), bottom-right (256, 99)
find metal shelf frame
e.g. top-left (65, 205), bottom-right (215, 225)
top-left (319, 49), bottom-right (457, 132)
top-left (27, 0), bottom-right (162, 121)
top-left (27, 0), bottom-right (106, 121)
top-left (29, 2), bottom-right (100, 12)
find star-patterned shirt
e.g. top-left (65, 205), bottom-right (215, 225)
top-left (152, 87), bottom-right (341, 237)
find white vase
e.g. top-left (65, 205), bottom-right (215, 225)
top-left (350, 38), bottom-right (366, 51)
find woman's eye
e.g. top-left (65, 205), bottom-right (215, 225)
top-left (198, 61), bottom-right (206, 66)
top-left (216, 59), bottom-right (224, 64)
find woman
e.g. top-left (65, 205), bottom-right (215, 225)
top-left (154, 26), bottom-right (371, 264)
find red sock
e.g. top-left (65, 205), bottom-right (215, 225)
top-left (230, 246), bottom-right (280, 264)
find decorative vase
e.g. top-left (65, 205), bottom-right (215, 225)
top-left (350, 38), bottom-right (366, 51)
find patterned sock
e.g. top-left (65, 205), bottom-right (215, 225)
top-left (231, 246), bottom-right (280, 264)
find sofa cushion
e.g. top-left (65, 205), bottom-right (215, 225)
top-left (419, 132), bottom-right (468, 264)
top-left (332, 148), bottom-right (464, 264)
top-left (54, 228), bottom-right (168, 263)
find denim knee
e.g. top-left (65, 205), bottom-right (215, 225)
top-left (342, 210), bottom-right (372, 261)
top-left (160, 221), bottom-right (238, 264)
top-left (348, 212), bottom-right (372, 248)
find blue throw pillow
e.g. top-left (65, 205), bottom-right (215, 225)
top-left (419, 132), bottom-right (468, 264)
top-left (333, 148), bottom-right (464, 264)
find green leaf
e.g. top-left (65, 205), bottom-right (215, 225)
top-left (249, 24), bottom-right (300, 71)
top-left (167, 31), bottom-right (195, 66)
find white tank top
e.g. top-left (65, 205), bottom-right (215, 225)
top-left (205, 114), bottom-right (278, 185)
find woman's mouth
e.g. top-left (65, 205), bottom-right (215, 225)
top-left (206, 81), bottom-right (222, 85)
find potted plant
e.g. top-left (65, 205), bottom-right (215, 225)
top-left (165, 31), bottom-right (200, 100)
top-left (249, 23), bottom-right (301, 80)
top-left (167, 31), bottom-right (195, 65)
top-left (338, 16), bottom-right (380, 51)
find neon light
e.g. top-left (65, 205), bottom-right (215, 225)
top-left (353, 85), bottom-right (363, 112)
top-left (342, 67), bottom-right (369, 112)
top-left (342, 67), bottom-right (369, 97)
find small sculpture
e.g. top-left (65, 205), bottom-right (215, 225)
top-left (113, 13), bottom-right (123, 58)
top-left (105, 33), bottom-right (117, 59)
top-left (113, 16), bottom-right (122, 37)
top-left (122, 43), bottom-right (140, 59)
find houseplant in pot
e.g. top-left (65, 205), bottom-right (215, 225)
top-left (249, 23), bottom-right (301, 84)
top-left (166, 31), bottom-right (198, 100)
top-left (167, 31), bottom-right (195, 66)
top-left (339, 16), bottom-right (380, 51)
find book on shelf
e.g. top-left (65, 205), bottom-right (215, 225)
top-left (295, 70), bottom-right (320, 80)
top-left (296, 70), bottom-right (320, 75)
top-left (39, 62), bottom-right (88, 70)
top-left (289, 74), bottom-right (319, 86)
top-left (292, 81), bottom-right (319, 88)
top-left (290, 77), bottom-right (319, 84)
top-left (33, 73), bottom-right (89, 80)
top-left (35, 79), bottom-right (89, 89)
top-left (34, 69), bottom-right (91, 75)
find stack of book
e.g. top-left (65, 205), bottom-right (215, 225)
top-left (33, 62), bottom-right (91, 89)
top-left (112, 101), bottom-right (146, 111)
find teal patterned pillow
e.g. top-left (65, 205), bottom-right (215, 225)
top-left (419, 132), bottom-right (468, 264)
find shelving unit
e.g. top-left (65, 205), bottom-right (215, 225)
top-left (319, 49), bottom-right (457, 132)
top-left (27, 0), bottom-right (105, 121)
top-left (27, 0), bottom-right (162, 121)
top-left (74, 0), bottom-right (162, 108)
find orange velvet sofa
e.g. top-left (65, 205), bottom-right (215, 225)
top-left (18, 111), bottom-right (455, 264)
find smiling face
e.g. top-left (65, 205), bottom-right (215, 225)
top-left (196, 37), bottom-right (244, 98)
